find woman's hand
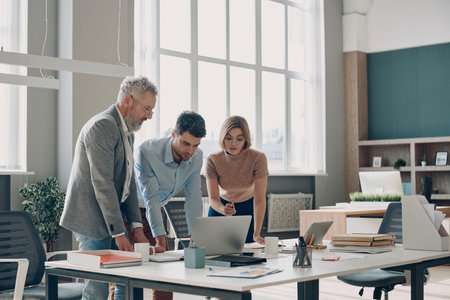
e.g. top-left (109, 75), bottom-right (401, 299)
top-left (254, 235), bottom-right (265, 245)
top-left (223, 202), bottom-right (236, 216)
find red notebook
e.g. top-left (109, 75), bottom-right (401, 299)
top-left (99, 254), bottom-right (141, 266)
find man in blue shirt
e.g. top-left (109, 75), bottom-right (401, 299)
top-left (134, 111), bottom-right (206, 253)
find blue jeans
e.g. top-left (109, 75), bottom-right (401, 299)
top-left (74, 233), bottom-right (126, 300)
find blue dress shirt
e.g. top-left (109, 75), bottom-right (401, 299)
top-left (134, 137), bottom-right (203, 237)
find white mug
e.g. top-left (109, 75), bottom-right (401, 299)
top-left (134, 242), bottom-right (155, 261)
top-left (265, 236), bottom-right (279, 256)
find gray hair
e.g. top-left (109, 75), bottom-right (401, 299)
top-left (117, 76), bottom-right (158, 103)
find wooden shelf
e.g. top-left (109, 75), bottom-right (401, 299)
top-left (359, 167), bottom-right (412, 172)
top-left (415, 166), bottom-right (450, 172)
top-left (356, 136), bottom-right (450, 205)
top-left (431, 194), bottom-right (450, 200)
top-left (359, 138), bottom-right (413, 146)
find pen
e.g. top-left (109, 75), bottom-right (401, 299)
top-left (299, 236), bottom-right (306, 248)
top-left (179, 240), bottom-right (187, 249)
top-left (302, 234), bottom-right (314, 267)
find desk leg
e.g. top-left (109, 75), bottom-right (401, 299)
top-left (45, 272), bottom-right (58, 300)
top-left (298, 280), bottom-right (319, 300)
top-left (410, 265), bottom-right (424, 300)
top-left (131, 286), bottom-right (143, 300)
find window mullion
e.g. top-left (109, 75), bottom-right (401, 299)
top-left (191, 0), bottom-right (199, 111)
top-left (255, 0), bottom-right (262, 150)
top-left (284, 3), bottom-right (290, 170)
top-left (153, 0), bottom-right (161, 137)
top-left (226, 0), bottom-right (230, 117)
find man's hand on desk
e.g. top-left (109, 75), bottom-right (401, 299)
top-left (132, 227), bottom-right (149, 244)
top-left (155, 235), bottom-right (167, 253)
top-left (115, 234), bottom-right (134, 252)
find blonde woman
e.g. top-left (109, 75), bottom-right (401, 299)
top-left (206, 116), bottom-right (268, 244)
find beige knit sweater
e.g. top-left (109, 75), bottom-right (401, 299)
top-left (206, 148), bottom-right (268, 202)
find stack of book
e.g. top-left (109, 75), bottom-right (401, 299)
top-left (68, 250), bottom-right (142, 268)
top-left (331, 233), bottom-right (396, 247)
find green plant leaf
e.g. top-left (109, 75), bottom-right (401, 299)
top-left (20, 176), bottom-right (66, 250)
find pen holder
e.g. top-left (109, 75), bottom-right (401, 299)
top-left (293, 246), bottom-right (312, 268)
top-left (184, 246), bottom-right (205, 269)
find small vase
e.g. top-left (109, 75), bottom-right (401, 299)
top-left (421, 161), bottom-right (426, 166)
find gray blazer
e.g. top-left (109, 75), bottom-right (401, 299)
top-left (60, 105), bottom-right (141, 239)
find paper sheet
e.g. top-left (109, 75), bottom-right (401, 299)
top-left (207, 266), bottom-right (282, 278)
top-left (313, 252), bottom-right (364, 261)
top-left (422, 204), bottom-right (445, 230)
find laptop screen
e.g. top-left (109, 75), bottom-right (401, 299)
top-left (190, 216), bottom-right (251, 255)
top-left (303, 221), bottom-right (333, 245)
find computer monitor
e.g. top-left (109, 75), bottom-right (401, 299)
top-left (359, 171), bottom-right (403, 195)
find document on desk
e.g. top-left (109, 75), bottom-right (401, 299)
top-left (330, 246), bottom-right (393, 254)
top-left (313, 252), bottom-right (364, 261)
top-left (422, 204), bottom-right (445, 230)
top-left (207, 266), bottom-right (282, 279)
top-left (149, 251), bottom-right (184, 262)
top-left (244, 242), bottom-right (265, 250)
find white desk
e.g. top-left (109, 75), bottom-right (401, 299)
top-left (45, 246), bottom-right (450, 300)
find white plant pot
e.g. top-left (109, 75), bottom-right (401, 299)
top-left (421, 161), bottom-right (426, 166)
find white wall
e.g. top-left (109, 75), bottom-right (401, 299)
top-left (58, 0), bottom-right (134, 189)
top-left (367, 0), bottom-right (450, 52)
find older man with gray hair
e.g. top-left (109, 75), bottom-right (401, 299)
top-left (60, 76), bottom-right (158, 300)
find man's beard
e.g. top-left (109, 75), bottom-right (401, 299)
top-left (124, 115), bottom-right (142, 132)
top-left (173, 147), bottom-right (192, 161)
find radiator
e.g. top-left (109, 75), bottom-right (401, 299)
top-left (267, 193), bottom-right (313, 233)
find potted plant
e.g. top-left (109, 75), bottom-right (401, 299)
top-left (19, 177), bottom-right (66, 252)
top-left (394, 158), bottom-right (406, 170)
top-left (349, 192), bottom-right (402, 203)
top-left (421, 154), bottom-right (427, 166)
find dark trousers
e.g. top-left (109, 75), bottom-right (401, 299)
top-left (125, 208), bottom-right (173, 300)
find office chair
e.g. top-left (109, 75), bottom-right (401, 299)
top-left (420, 175), bottom-right (433, 202)
top-left (0, 211), bottom-right (83, 300)
top-left (163, 200), bottom-right (190, 250)
top-left (337, 202), bottom-right (429, 300)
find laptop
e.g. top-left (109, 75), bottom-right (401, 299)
top-left (303, 221), bottom-right (333, 245)
top-left (190, 216), bottom-right (252, 255)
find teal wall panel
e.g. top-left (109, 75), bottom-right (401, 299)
top-left (368, 42), bottom-right (450, 139)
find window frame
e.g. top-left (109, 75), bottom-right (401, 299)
top-left (134, 0), bottom-right (325, 175)
top-left (0, 0), bottom-right (28, 172)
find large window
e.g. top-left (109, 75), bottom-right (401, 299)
top-left (0, 0), bottom-right (27, 171)
top-left (135, 0), bottom-right (325, 174)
